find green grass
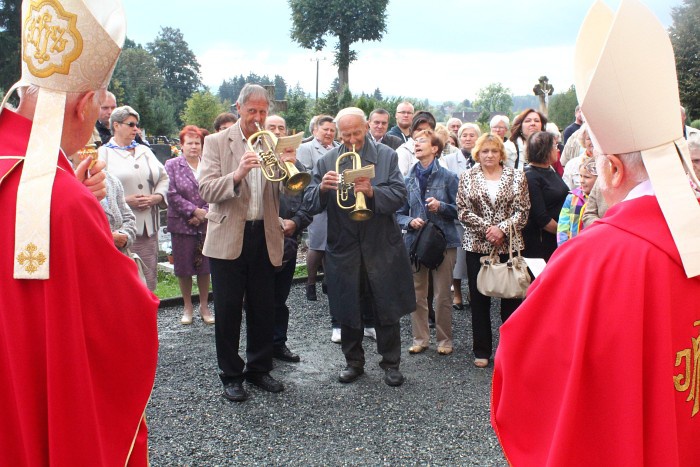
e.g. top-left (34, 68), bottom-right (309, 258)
top-left (293, 263), bottom-right (308, 279)
top-left (155, 264), bottom-right (310, 299)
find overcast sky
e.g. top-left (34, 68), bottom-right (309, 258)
top-left (121, 0), bottom-right (681, 102)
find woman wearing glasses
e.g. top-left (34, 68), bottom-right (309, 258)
top-left (98, 105), bottom-right (169, 290)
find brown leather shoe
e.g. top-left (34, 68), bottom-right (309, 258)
top-left (437, 347), bottom-right (453, 355)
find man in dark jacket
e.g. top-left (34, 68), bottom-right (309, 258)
top-left (305, 107), bottom-right (415, 387)
top-left (95, 91), bottom-right (116, 144)
top-left (387, 101), bottom-right (414, 143)
top-left (369, 108), bottom-right (403, 150)
top-left (264, 115), bottom-right (312, 362)
top-left (562, 105), bottom-right (584, 145)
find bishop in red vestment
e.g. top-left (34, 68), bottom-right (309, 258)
top-left (491, 1), bottom-right (700, 464)
top-left (492, 194), bottom-right (700, 466)
top-left (0, 110), bottom-right (159, 466)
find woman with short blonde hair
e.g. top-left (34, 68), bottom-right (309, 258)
top-left (456, 133), bottom-right (530, 368)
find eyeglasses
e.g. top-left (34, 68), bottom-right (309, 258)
top-left (120, 121), bottom-right (139, 128)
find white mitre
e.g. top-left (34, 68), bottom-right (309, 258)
top-left (0, 0), bottom-right (125, 280)
top-left (574, 0), bottom-right (700, 278)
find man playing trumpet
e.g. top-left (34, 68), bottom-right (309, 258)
top-left (199, 84), bottom-right (297, 402)
top-left (305, 107), bottom-right (415, 387)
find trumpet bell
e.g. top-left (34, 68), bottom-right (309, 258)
top-left (283, 161), bottom-right (311, 193)
top-left (349, 207), bottom-right (373, 222)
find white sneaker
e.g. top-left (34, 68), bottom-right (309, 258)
top-left (331, 328), bottom-right (342, 343)
top-left (364, 327), bottom-right (376, 340)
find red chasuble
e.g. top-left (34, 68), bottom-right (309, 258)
top-left (492, 195), bottom-right (700, 466)
top-left (0, 109), bottom-right (159, 466)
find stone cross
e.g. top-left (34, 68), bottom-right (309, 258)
top-left (533, 76), bottom-right (554, 116)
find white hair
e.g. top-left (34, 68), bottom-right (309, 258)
top-left (546, 122), bottom-right (561, 140)
top-left (458, 123), bottom-right (482, 138)
top-left (688, 133), bottom-right (700, 153)
top-left (489, 115), bottom-right (510, 128)
top-left (334, 107), bottom-right (366, 124)
top-left (619, 151), bottom-right (648, 183)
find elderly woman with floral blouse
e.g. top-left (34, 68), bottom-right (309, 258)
top-left (456, 134), bottom-right (530, 368)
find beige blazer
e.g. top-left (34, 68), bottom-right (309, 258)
top-left (198, 121), bottom-right (284, 266)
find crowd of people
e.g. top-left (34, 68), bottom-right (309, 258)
top-left (3, 0), bottom-right (700, 464)
top-left (86, 88), bottom-right (700, 389)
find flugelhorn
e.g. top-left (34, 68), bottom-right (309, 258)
top-left (336, 145), bottom-right (373, 221)
top-left (246, 123), bottom-right (286, 182)
top-left (246, 123), bottom-right (310, 193)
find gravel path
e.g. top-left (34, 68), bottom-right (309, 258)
top-left (148, 283), bottom-right (508, 466)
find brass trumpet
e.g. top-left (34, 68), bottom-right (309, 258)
top-left (245, 123), bottom-right (311, 194)
top-left (336, 145), bottom-right (373, 221)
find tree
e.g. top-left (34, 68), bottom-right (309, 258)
top-left (338, 86), bottom-right (353, 109)
top-left (180, 90), bottom-right (226, 132)
top-left (0, 0), bottom-right (21, 96)
top-left (150, 95), bottom-right (178, 137)
top-left (373, 88), bottom-right (383, 101)
top-left (147, 27), bottom-right (202, 115)
top-left (274, 75), bottom-right (287, 100)
top-left (670, 0), bottom-right (700, 121)
top-left (123, 37), bottom-right (138, 50)
top-left (111, 48), bottom-right (164, 106)
top-left (547, 85), bottom-right (578, 130)
top-left (314, 81), bottom-right (341, 117)
top-left (281, 85), bottom-right (312, 134)
top-left (134, 89), bottom-right (154, 135)
top-left (289, 0), bottom-right (389, 90)
top-left (354, 94), bottom-right (381, 118)
top-left (473, 83), bottom-right (513, 114)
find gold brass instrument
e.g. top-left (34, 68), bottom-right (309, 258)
top-left (246, 123), bottom-right (310, 193)
top-left (281, 158), bottom-right (311, 194)
top-left (246, 124), bottom-right (287, 182)
top-left (336, 145), bottom-right (373, 221)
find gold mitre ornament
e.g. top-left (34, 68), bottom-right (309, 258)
top-left (574, 0), bottom-right (700, 278)
top-left (1, 0), bottom-right (126, 280)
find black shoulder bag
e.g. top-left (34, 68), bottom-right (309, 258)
top-left (409, 220), bottom-right (447, 272)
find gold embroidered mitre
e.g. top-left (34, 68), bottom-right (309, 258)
top-left (2, 0), bottom-right (126, 280)
top-left (574, 0), bottom-right (700, 278)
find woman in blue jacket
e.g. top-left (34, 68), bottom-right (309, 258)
top-left (397, 129), bottom-right (460, 355)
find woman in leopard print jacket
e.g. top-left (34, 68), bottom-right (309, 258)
top-left (456, 134), bottom-right (530, 368)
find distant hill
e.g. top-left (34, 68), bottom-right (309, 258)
top-left (512, 95), bottom-right (539, 113)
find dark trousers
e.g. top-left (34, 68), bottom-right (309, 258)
top-left (211, 222), bottom-right (276, 385)
top-left (339, 264), bottom-right (400, 369)
top-left (273, 248), bottom-right (297, 348)
top-left (465, 250), bottom-right (522, 359)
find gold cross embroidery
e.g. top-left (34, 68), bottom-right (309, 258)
top-left (16, 243), bottom-right (47, 274)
